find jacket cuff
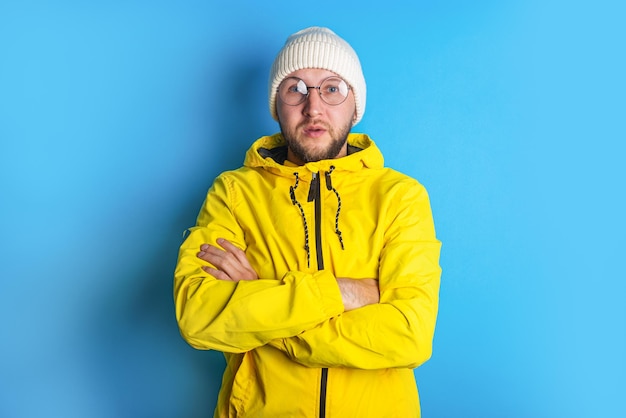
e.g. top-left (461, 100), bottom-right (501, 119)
top-left (311, 270), bottom-right (345, 317)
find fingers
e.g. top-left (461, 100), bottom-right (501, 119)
top-left (215, 238), bottom-right (255, 270)
top-left (197, 243), bottom-right (239, 280)
top-left (197, 238), bottom-right (258, 282)
top-left (201, 266), bottom-right (234, 281)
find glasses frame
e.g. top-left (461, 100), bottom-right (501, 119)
top-left (277, 76), bottom-right (351, 106)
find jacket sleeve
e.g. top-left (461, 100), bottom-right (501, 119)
top-left (268, 180), bottom-right (441, 370)
top-left (174, 174), bottom-right (344, 352)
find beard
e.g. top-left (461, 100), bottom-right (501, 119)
top-left (279, 119), bottom-right (352, 164)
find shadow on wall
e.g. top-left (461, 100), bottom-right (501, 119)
top-left (197, 40), bottom-right (278, 174)
top-left (83, 41), bottom-right (276, 417)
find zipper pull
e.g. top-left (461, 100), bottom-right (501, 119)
top-left (325, 166), bottom-right (336, 191)
top-left (307, 172), bottom-right (319, 202)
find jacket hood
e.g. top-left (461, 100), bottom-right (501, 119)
top-left (243, 133), bottom-right (384, 178)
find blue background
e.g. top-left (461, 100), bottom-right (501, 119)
top-left (1, 1), bottom-right (624, 417)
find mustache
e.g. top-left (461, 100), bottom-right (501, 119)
top-left (298, 120), bottom-right (330, 130)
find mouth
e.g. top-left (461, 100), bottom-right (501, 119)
top-left (302, 124), bottom-right (328, 139)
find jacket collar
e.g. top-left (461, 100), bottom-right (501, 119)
top-left (244, 133), bottom-right (384, 178)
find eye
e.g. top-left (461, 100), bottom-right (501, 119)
top-left (281, 78), bottom-right (307, 95)
top-left (284, 82), bottom-right (299, 93)
top-left (322, 78), bottom-right (349, 97)
top-left (278, 78), bottom-right (310, 105)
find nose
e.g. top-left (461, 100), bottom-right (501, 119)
top-left (302, 88), bottom-right (324, 117)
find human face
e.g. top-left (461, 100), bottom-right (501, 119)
top-left (276, 68), bottom-right (357, 165)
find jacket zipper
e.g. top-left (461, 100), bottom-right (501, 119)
top-left (307, 172), bottom-right (324, 271)
top-left (307, 172), bottom-right (328, 418)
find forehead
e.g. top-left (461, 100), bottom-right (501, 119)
top-left (286, 68), bottom-right (341, 83)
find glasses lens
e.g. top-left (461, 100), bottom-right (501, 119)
top-left (278, 78), bottom-right (307, 105)
top-left (319, 77), bottom-right (349, 105)
top-left (277, 77), bottom-right (350, 106)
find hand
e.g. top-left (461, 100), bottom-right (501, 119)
top-left (336, 278), bottom-right (380, 311)
top-left (197, 238), bottom-right (259, 282)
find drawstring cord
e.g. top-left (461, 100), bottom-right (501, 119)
top-left (290, 168), bottom-right (345, 268)
top-left (325, 166), bottom-right (345, 250)
top-left (290, 172), bottom-right (311, 268)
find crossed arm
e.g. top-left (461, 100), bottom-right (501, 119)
top-left (190, 236), bottom-right (438, 369)
top-left (175, 175), bottom-right (440, 369)
top-left (197, 238), bottom-right (380, 311)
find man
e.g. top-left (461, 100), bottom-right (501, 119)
top-left (174, 26), bottom-right (441, 417)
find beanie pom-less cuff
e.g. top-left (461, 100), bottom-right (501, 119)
top-left (268, 27), bottom-right (366, 125)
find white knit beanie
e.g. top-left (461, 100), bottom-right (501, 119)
top-left (268, 27), bottom-right (366, 125)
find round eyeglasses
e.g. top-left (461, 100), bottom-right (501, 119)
top-left (277, 76), bottom-right (351, 106)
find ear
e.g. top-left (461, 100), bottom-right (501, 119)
top-left (274, 101), bottom-right (281, 122)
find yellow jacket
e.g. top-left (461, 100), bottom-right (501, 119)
top-left (174, 133), bottom-right (441, 417)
